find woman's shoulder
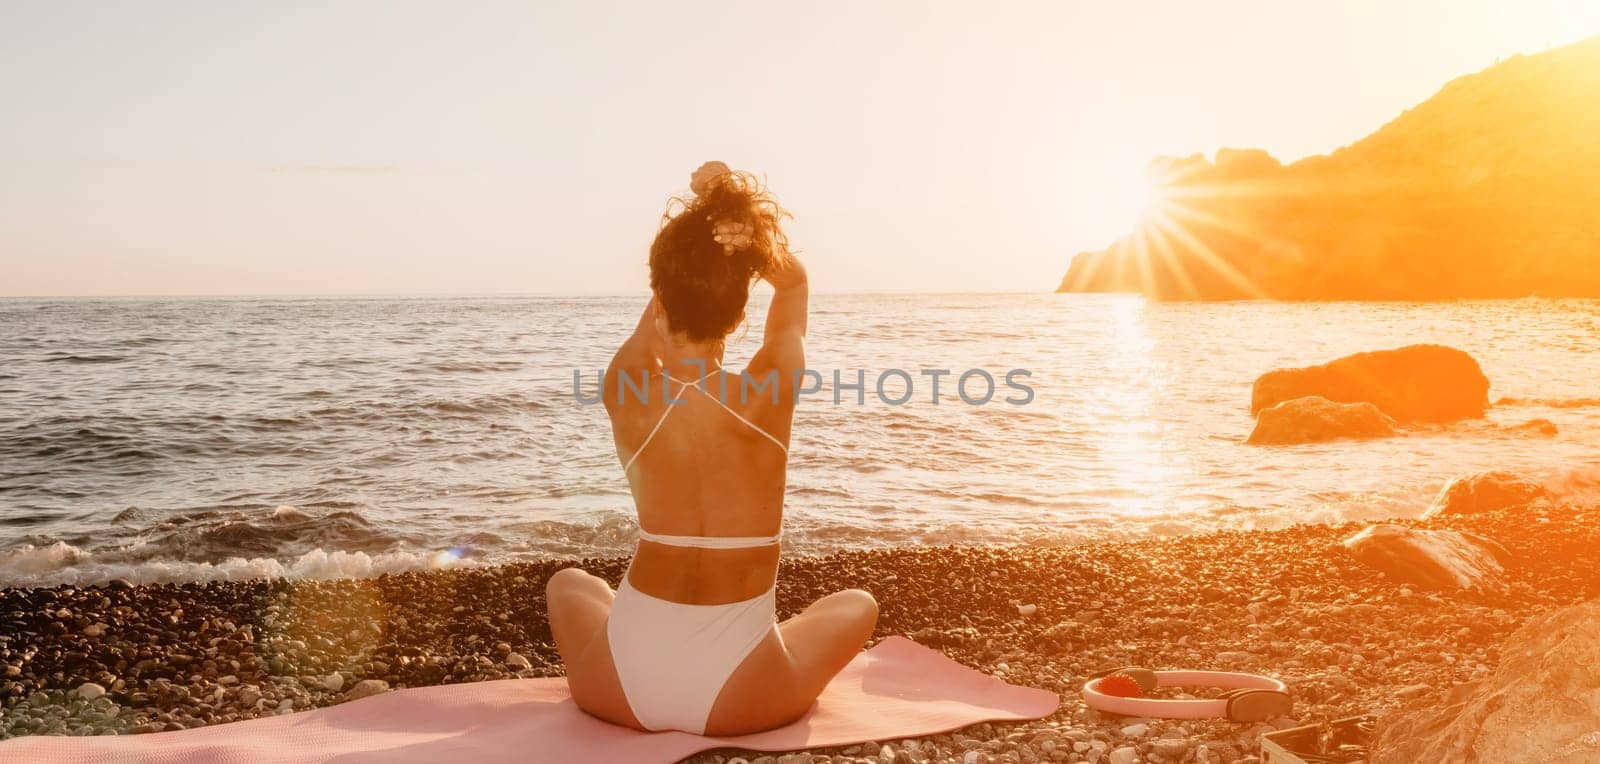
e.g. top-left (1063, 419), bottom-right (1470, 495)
top-left (601, 349), bottom-right (662, 415)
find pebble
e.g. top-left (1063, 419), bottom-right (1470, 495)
top-left (321, 673), bottom-right (345, 692)
top-left (343, 679), bottom-right (391, 702)
top-left (505, 653), bottom-right (532, 670)
top-left (75, 683), bottom-right (106, 701)
top-left (1151, 738), bottom-right (1190, 757)
top-left (1107, 746), bottom-right (1138, 764)
top-left (1119, 723), bottom-right (1147, 738)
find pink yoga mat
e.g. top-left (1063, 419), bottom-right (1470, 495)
top-left (0, 636), bottom-right (1058, 764)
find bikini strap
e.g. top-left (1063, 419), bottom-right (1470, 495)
top-left (636, 527), bottom-right (781, 549)
top-left (666, 374), bottom-right (789, 454)
top-left (620, 373), bottom-right (699, 473)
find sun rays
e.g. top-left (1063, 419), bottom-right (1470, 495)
top-left (1066, 156), bottom-right (1298, 300)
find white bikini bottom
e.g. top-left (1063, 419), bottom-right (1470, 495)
top-left (606, 577), bottom-right (776, 734)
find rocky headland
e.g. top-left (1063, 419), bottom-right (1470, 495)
top-left (1059, 35), bottom-right (1600, 301)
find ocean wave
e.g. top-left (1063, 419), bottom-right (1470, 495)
top-left (6, 471), bottom-right (1597, 587)
top-left (302, 392), bottom-right (549, 423)
top-left (1496, 395), bottom-right (1600, 408)
top-left (0, 541), bottom-right (471, 587)
top-left (409, 360), bottom-right (525, 374)
top-left (115, 504), bottom-right (404, 562)
top-left (500, 511), bottom-right (641, 558)
top-left (0, 511), bottom-right (64, 527)
top-left (1543, 464), bottom-right (1600, 501)
top-left (39, 353), bottom-right (126, 364)
top-left (115, 336), bottom-right (172, 348)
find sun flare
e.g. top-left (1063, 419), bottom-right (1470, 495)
top-left (1133, 170), bottom-right (1172, 227)
top-left (1063, 154), bottom-right (1280, 301)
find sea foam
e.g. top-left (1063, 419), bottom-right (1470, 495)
top-left (0, 542), bottom-right (472, 588)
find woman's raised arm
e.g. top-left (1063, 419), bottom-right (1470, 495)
top-left (603, 297), bottom-right (660, 411)
top-left (749, 256), bottom-right (807, 394)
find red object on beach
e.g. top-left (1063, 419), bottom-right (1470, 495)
top-left (1097, 673), bottom-right (1145, 698)
top-left (1083, 670), bottom-right (1289, 720)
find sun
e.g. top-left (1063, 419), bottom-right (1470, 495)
top-left (1133, 170), bottom-right (1172, 227)
top-left (1061, 156), bottom-right (1276, 300)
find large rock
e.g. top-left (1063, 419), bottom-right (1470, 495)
top-left (1341, 524), bottom-right (1509, 590)
top-left (1375, 598), bottom-right (1600, 762)
top-left (1251, 345), bottom-right (1489, 423)
top-left (1247, 396), bottom-right (1398, 445)
top-left (1423, 470), bottom-right (1551, 519)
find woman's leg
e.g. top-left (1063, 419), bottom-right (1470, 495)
top-left (707, 588), bottom-right (879, 734)
top-left (546, 567), bottom-right (612, 667)
top-left (544, 567), bottom-right (641, 728)
top-left (775, 588), bottom-right (880, 701)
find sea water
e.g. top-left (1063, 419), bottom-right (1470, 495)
top-left (2, 294), bottom-right (1597, 585)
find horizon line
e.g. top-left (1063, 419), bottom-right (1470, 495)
top-left (0, 287), bottom-right (1057, 301)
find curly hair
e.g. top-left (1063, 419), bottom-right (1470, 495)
top-left (649, 171), bottom-right (791, 342)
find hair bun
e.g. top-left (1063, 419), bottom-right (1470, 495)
top-left (690, 161), bottom-right (732, 197)
top-left (648, 170), bottom-right (792, 341)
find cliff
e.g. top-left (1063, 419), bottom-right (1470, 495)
top-left (1059, 35), bottom-right (1600, 300)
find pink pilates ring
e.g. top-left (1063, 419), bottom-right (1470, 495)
top-left (1082, 670), bottom-right (1288, 719)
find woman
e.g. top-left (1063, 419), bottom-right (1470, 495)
top-left (546, 162), bottom-right (879, 735)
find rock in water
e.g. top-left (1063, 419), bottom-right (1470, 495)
top-left (342, 679), bottom-right (391, 702)
top-left (1247, 396), bottom-right (1399, 444)
top-left (1423, 470), bottom-right (1551, 518)
top-left (1341, 525), bottom-right (1509, 590)
top-left (1375, 598), bottom-right (1600, 762)
top-left (75, 682), bottom-right (106, 701)
top-left (1251, 345), bottom-right (1489, 423)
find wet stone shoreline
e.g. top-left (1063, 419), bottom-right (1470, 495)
top-left (3, 502), bottom-right (1598, 763)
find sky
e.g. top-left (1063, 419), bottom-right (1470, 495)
top-left (2, 1), bottom-right (1597, 297)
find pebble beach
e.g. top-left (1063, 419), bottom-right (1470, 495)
top-left (4, 499), bottom-right (1596, 762)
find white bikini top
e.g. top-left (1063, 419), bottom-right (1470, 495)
top-left (623, 370), bottom-right (787, 550)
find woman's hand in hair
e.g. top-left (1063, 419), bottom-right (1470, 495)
top-left (690, 161), bottom-right (732, 196)
top-left (762, 251), bottom-right (806, 291)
